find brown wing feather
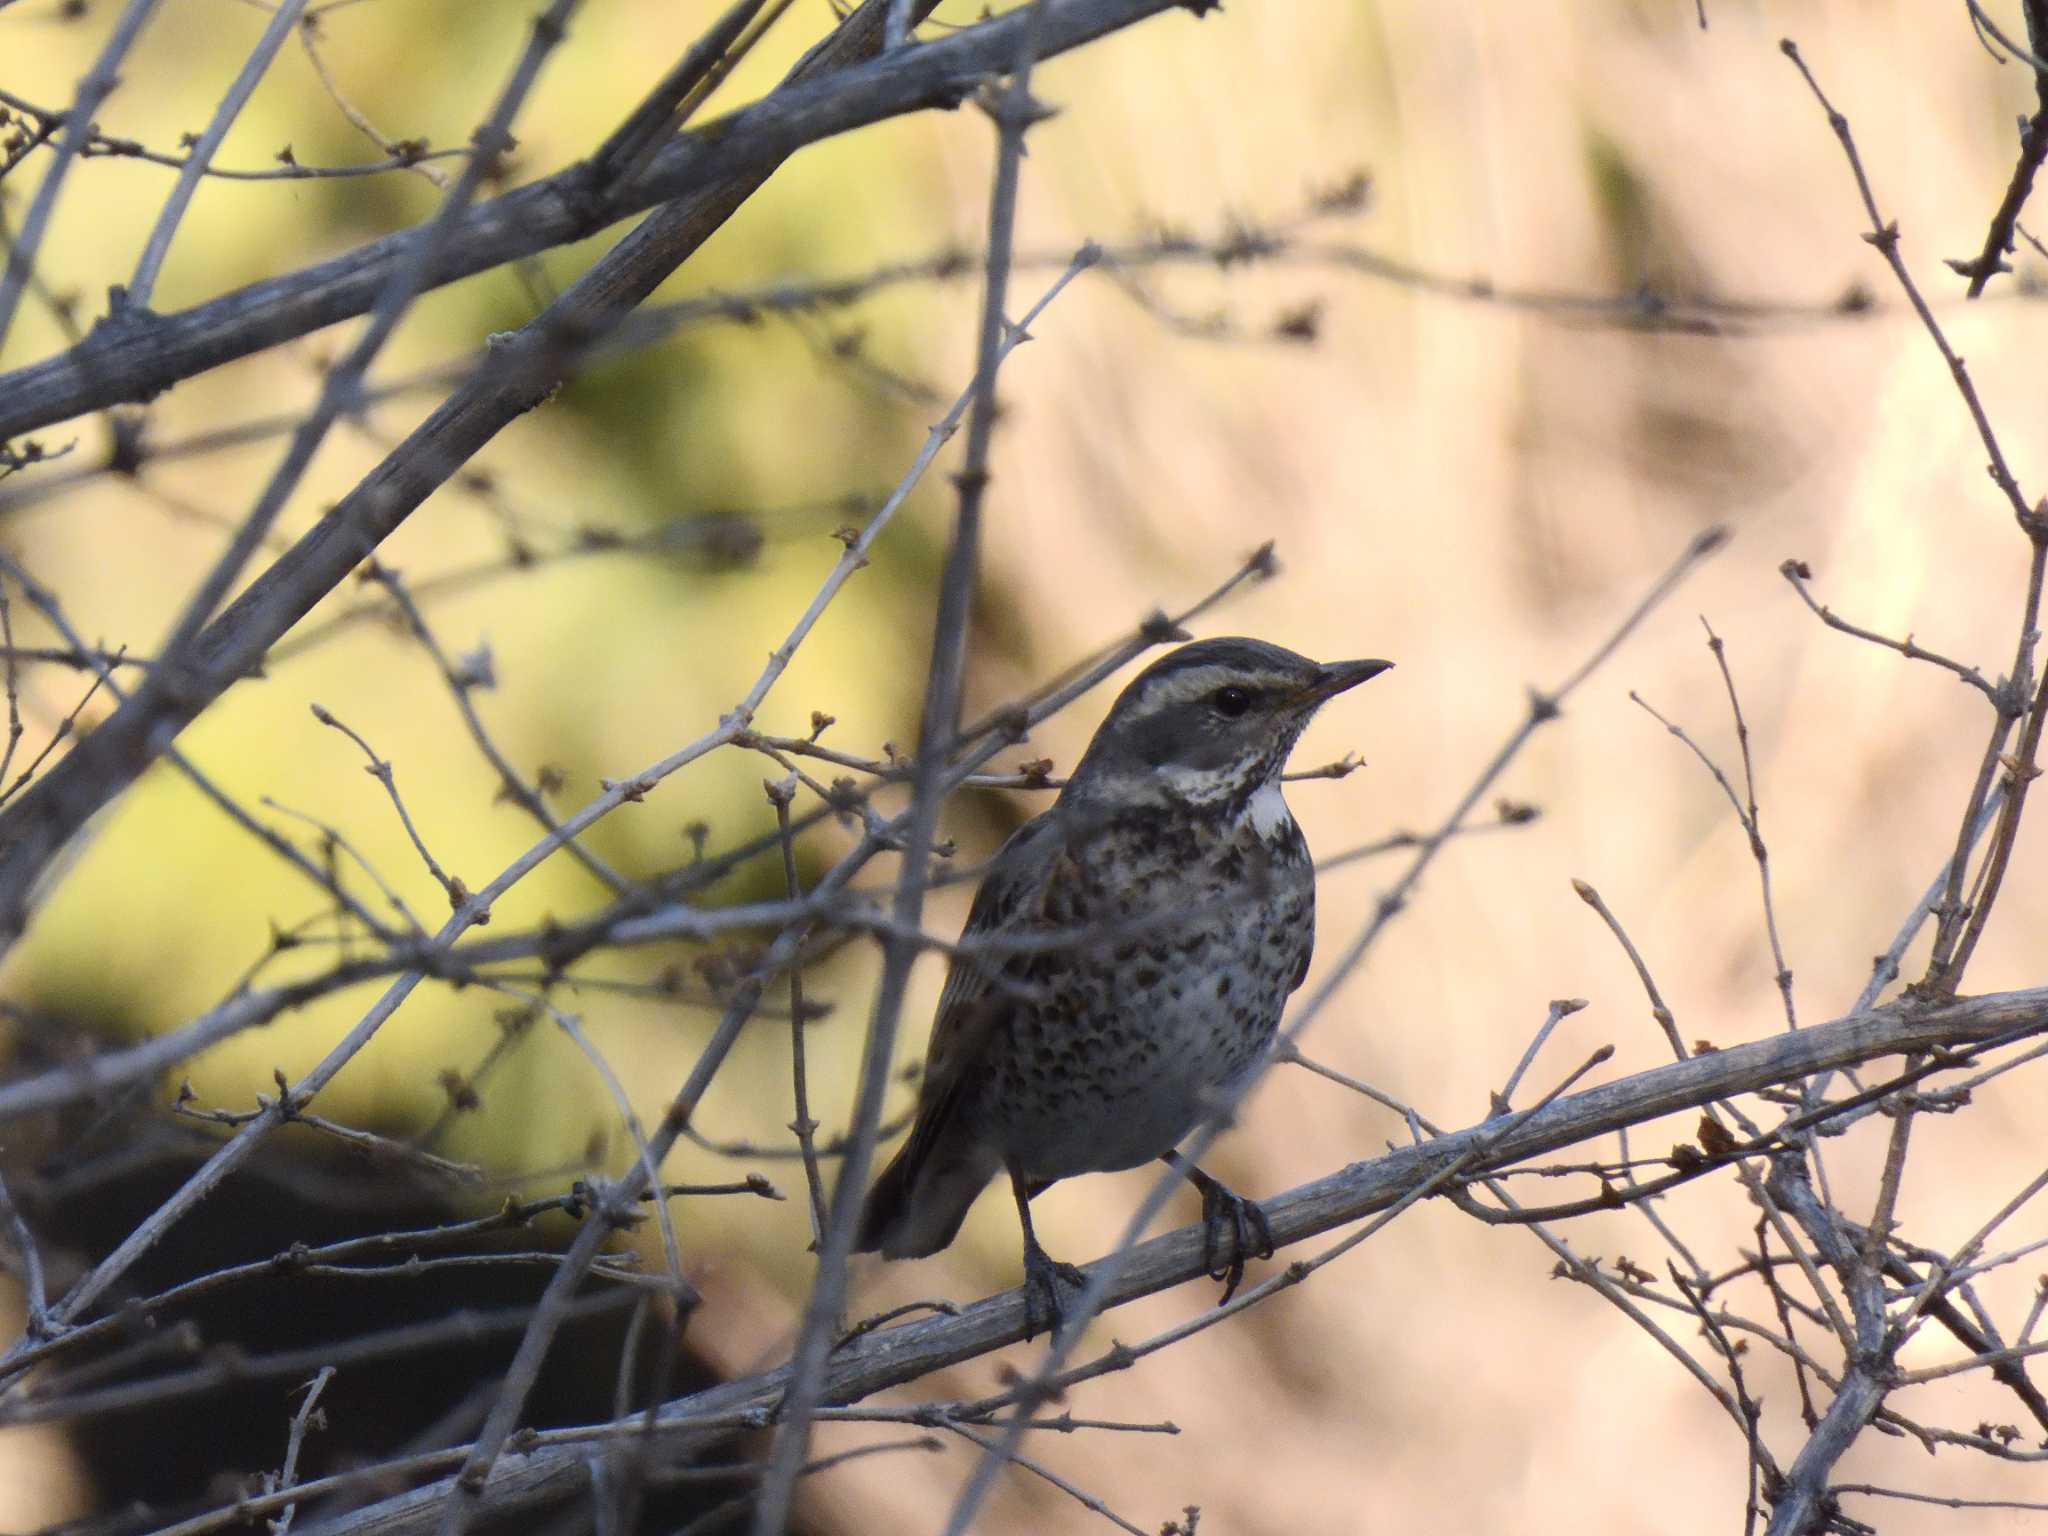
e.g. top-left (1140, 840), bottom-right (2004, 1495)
top-left (852, 810), bottom-right (1069, 1257)
top-left (917, 808), bottom-right (1067, 1106)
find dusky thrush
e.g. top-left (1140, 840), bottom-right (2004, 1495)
top-left (853, 636), bottom-right (1392, 1335)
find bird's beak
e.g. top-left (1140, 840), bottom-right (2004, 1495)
top-left (1297, 657), bottom-right (1394, 706)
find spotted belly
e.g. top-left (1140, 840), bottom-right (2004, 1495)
top-left (973, 823), bottom-right (1314, 1180)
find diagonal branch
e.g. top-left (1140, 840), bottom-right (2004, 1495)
top-left (0, 0), bottom-right (165, 350)
top-left (0, 0), bottom-right (929, 949)
top-left (1959, 0), bottom-right (2048, 297)
top-left (748, 13), bottom-right (1051, 1530)
top-left (0, 0), bottom-right (1200, 959)
top-left (275, 983), bottom-right (2048, 1536)
top-left (0, 0), bottom-right (1205, 443)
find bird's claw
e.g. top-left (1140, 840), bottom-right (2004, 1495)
top-left (1020, 1240), bottom-right (1087, 1342)
top-left (1198, 1181), bottom-right (1274, 1304)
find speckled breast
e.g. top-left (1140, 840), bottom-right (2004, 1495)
top-left (977, 804), bottom-right (1315, 1180)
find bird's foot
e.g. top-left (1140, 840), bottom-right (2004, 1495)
top-left (1020, 1238), bottom-right (1087, 1342)
top-left (1196, 1177), bottom-right (1274, 1304)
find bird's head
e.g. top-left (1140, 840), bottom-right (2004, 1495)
top-left (1066, 637), bottom-right (1392, 814)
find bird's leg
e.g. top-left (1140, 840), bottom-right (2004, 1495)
top-left (1009, 1165), bottom-right (1084, 1341)
top-left (1164, 1152), bottom-right (1274, 1304)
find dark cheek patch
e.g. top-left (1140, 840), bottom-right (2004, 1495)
top-left (1123, 710), bottom-right (1239, 772)
top-left (1122, 709), bottom-right (1181, 768)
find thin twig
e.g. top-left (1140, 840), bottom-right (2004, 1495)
top-left (309, 703), bottom-right (463, 907)
top-left (0, 0), bottom-right (166, 348)
top-left (1957, 0), bottom-right (2048, 297)
top-left (756, 14), bottom-right (1052, 1532)
top-left (267, 1366), bottom-right (335, 1536)
top-left (126, 0), bottom-right (311, 311)
top-left (1493, 998), bottom-right (1586, 1111)
top-left (770, 775), bottom-right (831, 1246)
top-left (1779, 559), bottom-right (1997, 700)
top-left (0, 552), bottom-right (400, 938)
top-left (358, 562), bottom-right (635, 896)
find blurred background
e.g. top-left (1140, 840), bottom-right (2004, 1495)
top-left (3, 0), bottom-right (2048, 1530)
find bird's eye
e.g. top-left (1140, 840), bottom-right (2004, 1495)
top-left (1212, 686), bottom-right (1252, 719)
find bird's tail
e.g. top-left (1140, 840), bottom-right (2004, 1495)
top-left (853, 1121), bottom-right (1000, 1259)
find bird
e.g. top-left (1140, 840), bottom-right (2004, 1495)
top-left (852, 635), bottom-right (1392, 1336)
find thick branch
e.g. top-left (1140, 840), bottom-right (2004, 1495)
top-left (0, 0), bottom-right (1194, 442)
top-left (282, 984), bottom-right (2048, 1536)
top-left (1766, 1368), bottom-right (1885, 1535)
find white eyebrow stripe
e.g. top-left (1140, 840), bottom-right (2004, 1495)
top-left (1133, 665), bottom-right (1232, 714)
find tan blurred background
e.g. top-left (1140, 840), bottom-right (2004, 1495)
top-left (4, 0), bottom-right (2048, 1530)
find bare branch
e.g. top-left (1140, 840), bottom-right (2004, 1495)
top-left (292, 983), bottom-right (2048, 1535)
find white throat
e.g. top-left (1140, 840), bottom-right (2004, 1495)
top-left (1243, 780), bottom-right (1294, 839)
top-left (1155, 761), bottom-right (1242, 807)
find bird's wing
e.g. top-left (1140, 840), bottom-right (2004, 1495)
top-left (853, 811), bottom-right (1070, 1254)
top-left (1285, 824), bottom-right (1316, 993)
top-left (915, 808), bottom-right (1068, 1110)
